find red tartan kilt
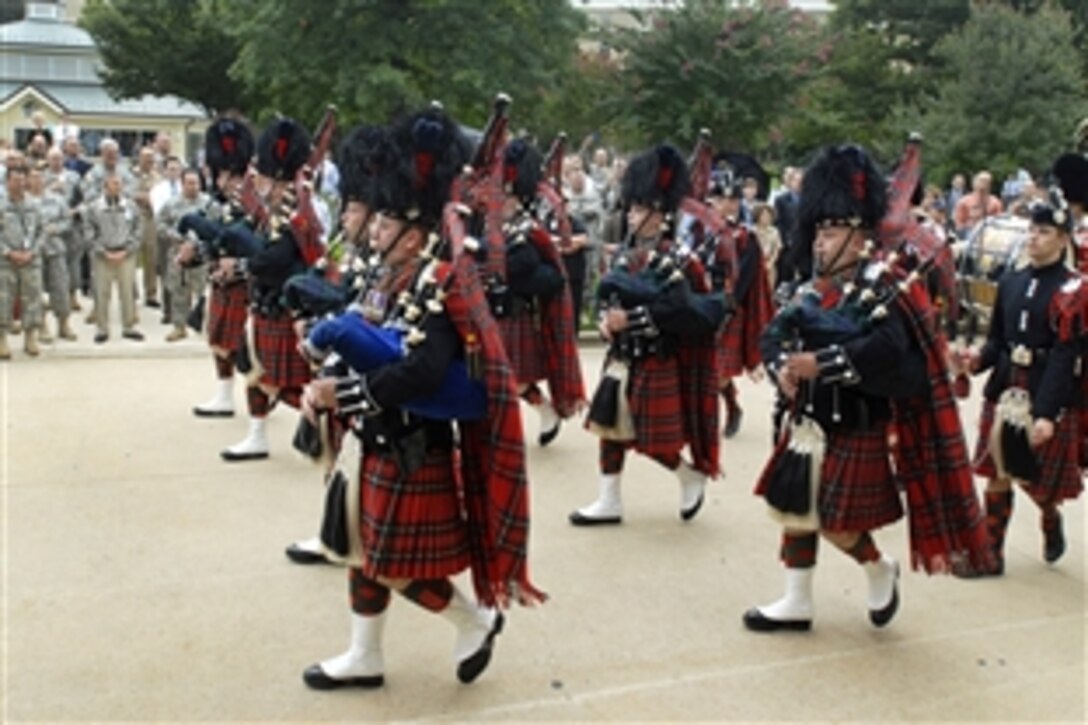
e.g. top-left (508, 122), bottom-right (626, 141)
top-left (206, 282), bottom-right (248, 353)
top-left (499, 310), bottom-right (547, 385)
top-left (755, 425), bottom-right (903, 532)
top-left (629, 355), bottom-right (686, 461)
top-left (253, 314), bottom-right (311, 390)
top-left (1081, 371), bottom-right (1088, 467)
top-left (358, 449), bottom-right (471, 580)
top-left (974, 398), bottom-right (1083, 503)
top-left (716, 311), bottom-right (745, 381)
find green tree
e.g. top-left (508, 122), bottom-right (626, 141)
top-left (604, 0), bottom-right (825, 151)
top-left (80, 0), bottom-right (248, 114)
top-left (830, 0), bottom-right (971, 73)
top-left (916, 3), bottom-right (1088, 183)
top-left (229, 0), bottom-right (587, 132)
top-left (784, 0), bottom-right (972, 163)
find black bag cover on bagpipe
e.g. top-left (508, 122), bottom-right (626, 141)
top-left (596, 269), bottom-right (731, 335)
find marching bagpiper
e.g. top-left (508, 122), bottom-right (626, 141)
top-left (298, 106), bottom-right (543, 690)
top-left (571, 144), bottom-right (729, 526)
top-left (186, 118), bottom-right (255, 419)
top-left (745, 144), bottom-right (990, 632)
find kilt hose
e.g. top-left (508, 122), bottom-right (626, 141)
top-left (252, 313), bottom-right (311, 391)
top-left (974, 399), bottom-right (1083, 505)
top-left (356, 448), bottom-right (471, 581)
top-left (207, 281), bottom-right (248, 354)
top-left (498, 308), bottom-right (548, 385)
top-left (756, 425), bottom-right (903, 533)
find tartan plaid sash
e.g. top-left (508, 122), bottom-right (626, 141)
top-left (439, 256), bottom-right (545, 607)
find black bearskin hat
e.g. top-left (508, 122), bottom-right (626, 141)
top-left (1051, 153), bottom-right (1088, 208)
top-left (797, 144), bottom-right (887, 252)
top-left (621, 144), bottom-right (690, 214)
top-left (337, 125), bottom-right (395, 207)
top-left (256, 118), bottom-right (311, 181)
top-left (1030, 186), bottom-right (1074, 234)
top-left (502, 138), bottom-right (543, 206)
top-left (205, 118), bottom-right (254, 176)
top-left (378, 106), bottom-right (472, 227)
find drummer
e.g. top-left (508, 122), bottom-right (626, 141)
top-left (953, 188), bottom-right (1084, 577)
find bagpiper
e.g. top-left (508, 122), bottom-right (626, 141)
top-left (298, 105), bottom-right (543, 690)
top-left (745, 144), bottom-right (991, 632)
top-left (572, 144), bottom-right (729, 526)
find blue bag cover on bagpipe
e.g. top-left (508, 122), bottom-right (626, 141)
top-left (308, 314), bottom-right (487, 421)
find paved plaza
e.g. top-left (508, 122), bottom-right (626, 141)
top-left (1, 323), bottom-right (1084, 721)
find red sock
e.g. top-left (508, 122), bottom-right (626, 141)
top-left (349, 571), bottom-right (391, 615)
top-left (780, 532), bottom-right (818, 568)
top-left (398, 579), bottom-right (453, 612)
top-left (844, 532), bottom-right (880, 564)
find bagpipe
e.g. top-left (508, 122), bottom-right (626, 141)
top-left (300, 203), bottom-right (491, 423)
top-left (536, 132), bottom-right (574, 252)
top-left (458, 93), bottom-right (514, 314)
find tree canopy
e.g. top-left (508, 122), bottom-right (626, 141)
top-left (80, 0), bottom-right (249, 115)
top-left (916, 2), bottom-right (1088, 184)
top-left (75, 0), bottom-right (1088, 179)
top-left (603, 0), bottom-right (825, 152)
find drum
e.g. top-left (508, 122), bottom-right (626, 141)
top-left (958, 214), bottom-right (1030, 318)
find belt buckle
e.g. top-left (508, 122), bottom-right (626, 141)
top-left (1011, 344), bottom-right (1032, 367)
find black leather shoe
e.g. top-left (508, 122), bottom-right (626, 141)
top-left (145, 299), bottom-right (161, 309)
top-left (742, 608), bottom-right (811, 633)
top-left (680, 493), bottom-right (705, 522)
top-left (724, 406), bottom-right (743, 439)
top-left (1044, 513), bottom-right (1065, 563)
top-left (193, 406), bottom-right (235, 418)
top-left (302, 664), bottom-right (383, 690)
top-left (568, 510), bottom-right (622, 526)
top-left (869, 565), bottom-right (900, 628)
top-left (220, 449), bottom-right (269, 462)
top-left (94, 333), bottom-right (108, 344)
top-left (457, 612), bottom-right (505, 684)
top-left (539, 421), bottom-right (561, 447)
top-left (122, 330), bottom-right (145, 341)
top-left (285, 543), bottom-right (332, 565)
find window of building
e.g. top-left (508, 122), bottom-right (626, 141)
top-left (79, 128), bottom-right (158, 157)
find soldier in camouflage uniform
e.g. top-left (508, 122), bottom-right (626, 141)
top-left (157, 167), bottom-right (210, 341)
top-left (133, 147), bottom-right (161, 308)
top-left (0, 164), bottom-right (45, 358)
top-left (80, 139), bottom-right (135, 204)
top-left (43, 147), bottom-right (84, 314)
top-left (83, 174), bottom-right (144, 343)
top-left (26, 167), bottom-right (76, 342)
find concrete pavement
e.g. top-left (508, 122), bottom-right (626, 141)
top-left (1, 312), bottom-right (1084, 721)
